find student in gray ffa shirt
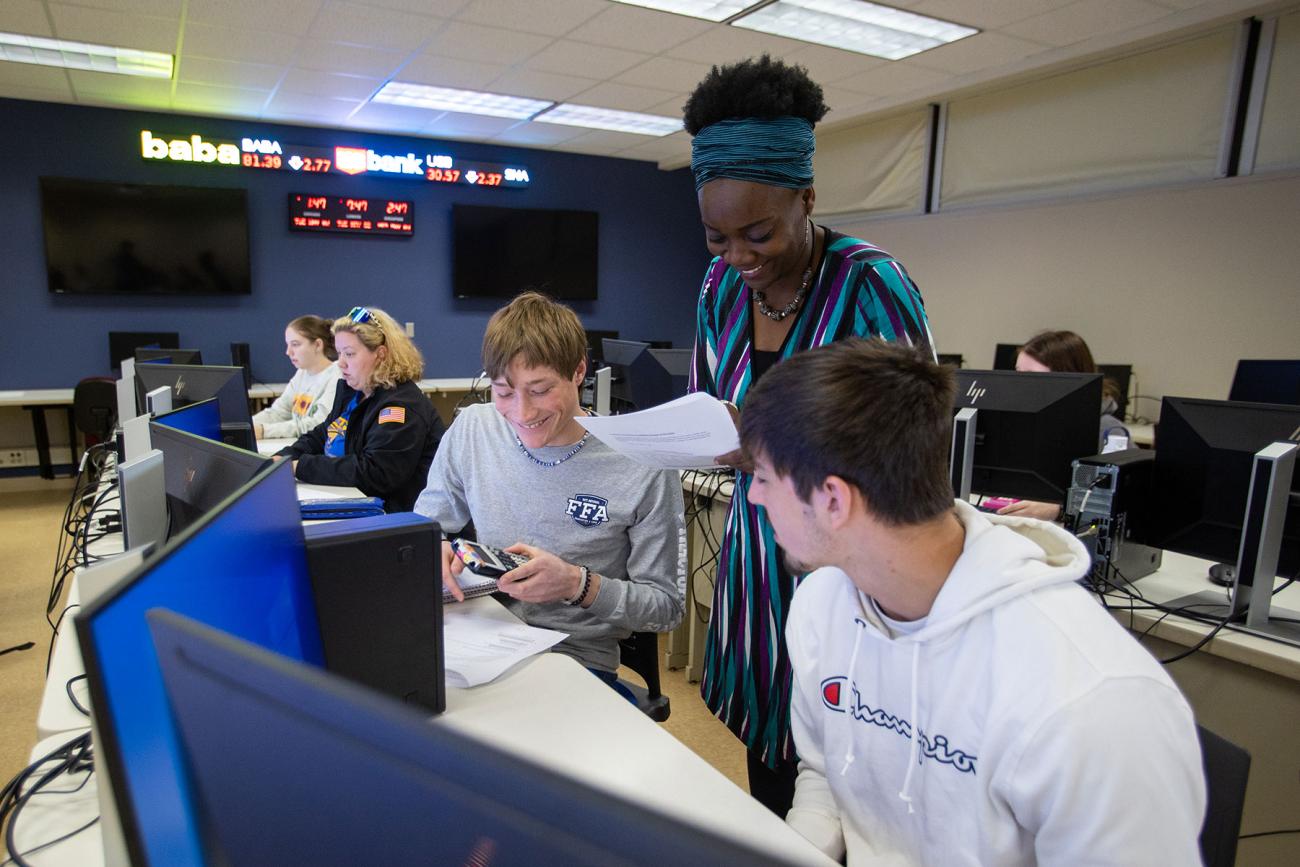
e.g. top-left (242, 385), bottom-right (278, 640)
top-left (414, 292), bottom-right (686, 678)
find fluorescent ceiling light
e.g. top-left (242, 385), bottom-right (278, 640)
top-left (0, 32), bottom-right (173, 77)
top-left (607, 1), bottom-right (760, 22)
top-left (373, 81), bottom-right (553, 119)
top-left (535, 104), bottom-right (683, 137)
top-left (733, 0), bottom-right (978, 60)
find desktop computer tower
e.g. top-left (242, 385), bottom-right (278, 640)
top-left (1064, 449), bottom-right (1162, 589)
top-left (302, 514), bottom-right (445, 713)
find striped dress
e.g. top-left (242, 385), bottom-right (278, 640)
top-left (689, 227), bottom-right (934, 766)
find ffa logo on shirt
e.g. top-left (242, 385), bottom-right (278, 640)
top-left (378, 406), bottom-right (406, 425)
top-left (292, 393), bottom-right (313, 416)
top-left (566, 494), bottom-right (609, 527)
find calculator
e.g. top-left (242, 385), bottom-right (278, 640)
top-left (451, 538), bottom-right (530, 578)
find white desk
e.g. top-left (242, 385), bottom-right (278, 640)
top-left (17, 593), bottom-right (831, 866)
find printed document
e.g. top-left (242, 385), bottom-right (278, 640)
top-left (575, 392), bottom-right (739, 469)
top-left (443, 611), bottom-right (568, 688)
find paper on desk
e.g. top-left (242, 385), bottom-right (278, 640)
top-left (442, 613), bottom-right (567, 688)
top-left (575, 392), bottom-right (739, 469)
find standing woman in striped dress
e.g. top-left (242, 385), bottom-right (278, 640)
top-left (685, 55), bottom-right (936, 816)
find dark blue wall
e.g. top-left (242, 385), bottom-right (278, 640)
top-left (1, 97), bottom-right (707, 388)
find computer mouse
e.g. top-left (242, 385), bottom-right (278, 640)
top-left (1207, 563), bottom-right (1236, 586)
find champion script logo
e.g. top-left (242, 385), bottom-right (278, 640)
top-left (820, 676), bottom-right (978, 775)
top-left (966, 381), bottom-right (986, 403)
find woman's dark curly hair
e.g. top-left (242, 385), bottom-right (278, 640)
top-left (683, 54), bottom-right (829, 136)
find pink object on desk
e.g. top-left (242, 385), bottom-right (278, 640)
top-left (981, 497), bottom-right (1019, 512)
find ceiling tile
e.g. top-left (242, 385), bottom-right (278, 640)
top-left (832, 62), bottom-right (954, 97)
top-left (185, 0), bottom-right (325, 36)
top-left (177, 56), bottom-right (284, 91)
top-left (564, 4), bottom-right (712, 53)
top-left (183, 23), bottom-right (303, 64)
top-left (398, 53), bottom-right (509, 89)
top-left (907, 31), bottom-right (1050, 75)
top-left (645, 94), bottom-right (689, 118)
top-left (278, 68), bottom-right (381, 99)
top-left (0, 84), bottom-right (76, 104)
top-left (568, 80), bottom-right (679, 112)
top-left (171, 81), bottom-right (271, 115)
top-left (613, 56), bottom-right (711, 92)
top-left (614, 128), bottom-right (692, 160)
top-left (265, 90), bottom-right (361, 121)
top-left (307, 0), bottom-right (444, 52)
top-left (48, 4), bottom-right (180, 53)
top-left (66, 70), bottom-right (174, 102)
top-left (548, 127), bottom-right (659, 151)
top-left (0, 61), bottom-right (71, 92)
top-left (51, 0), bottom-right (185, 15)
top-left (360, 0), bottom-right (472, 15)
top-left (1000, 0), bottom-right (1173, 47)
top-left (0, 0), bottom-right (54, 36)
top-left (489, 121), bottom-right (589, 146)
top-left (455, 0), bottom-right (609, 38)
top-left (524, 40), bottom-right (651, 80)
top-left (422, 21), bottom-right (552, 66)
top-left (910, 0), bottom-right (1075, 29)
top-left (784, 44), bottom-right (887, 86)
top-left (663, 23), bottom-right (809, 65)
top-left (346, 99), bottom-right (441, 131)
top-left (821, 85), bottom-right (886, 116)
top-left (487, 67), bottom-right (598, 101)
top-left (291, 40), bottom-right (407, 78)
top-left (424, 109), bottom-right (519, 137)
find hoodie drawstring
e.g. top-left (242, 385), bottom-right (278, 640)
top-left (897, 642), bottom-right (921, 813)
top-left (839, 618), bottom-right (867, 776)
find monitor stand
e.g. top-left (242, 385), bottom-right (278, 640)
top-left (949, 407), bottom-right (977, 501)
top-left (1165, 441), bottom-right (1300, 648)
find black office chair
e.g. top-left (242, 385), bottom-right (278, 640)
top-left (1196, 724), bottom-right (1251, 867)
top-left (73, 377), bottom-right (117, 447)
top-left (618, 631), bottom-right (670, 722)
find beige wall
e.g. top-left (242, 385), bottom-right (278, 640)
top-left (832, 172), bottom-right (1300, 420)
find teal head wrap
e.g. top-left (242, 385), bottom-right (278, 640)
top-left (690, 116), bottom-right (815, 192)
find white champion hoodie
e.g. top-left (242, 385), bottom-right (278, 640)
top-left (784, 500), bottom-right (1205, 866)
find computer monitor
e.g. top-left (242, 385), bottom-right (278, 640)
top-left (152, 397), bottom-right (222, 442)
top-left (1228, 359), bottom-right (1300, 406)
top-left (951, 370), bottom-right (1104, 502)
top-left (583, 329), bottom-right (619, 364)
top-left (134, 363), bottom-right (254, 450)
top-left (992, 342), bottom-right (1020, 371)
top-left (76, 461), bottom-right (324, 867)
top-left (108, 330), bottom-right (179, 372)
top-left (147, 422), bottom-right (270, 538)
top-left (1150, 397), bottom-right (1300, 578)
top-left (601, 338), bottom-right (691, 411)
top-left (1097, 363), bottom-right (1132, 420)
top-left (147, 610), bottom-right (799, 867)
top-left (136, 347), bottom-right (203, 366)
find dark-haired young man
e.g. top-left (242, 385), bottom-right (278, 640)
top-left (740, 338), bottom-right (1204, 865)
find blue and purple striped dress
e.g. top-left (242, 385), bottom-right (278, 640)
top-left (689, 226), bottom-right (934, 766)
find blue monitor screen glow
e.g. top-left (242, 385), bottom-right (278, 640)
top-left (148, 610), bottom-right (796, 867)
top-left (76, 460), bottom-right (324, 867)
top-left (152, 398), bottom-right (222, 442)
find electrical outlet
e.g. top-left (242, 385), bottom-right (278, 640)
top-left (1, 449), bottom-right (27, 467)
top-left (405, 321), bottom-right (415, 338)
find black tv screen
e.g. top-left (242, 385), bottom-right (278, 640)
top-left (40, 177), bottom-right (251, 296)
top-left (452, 204), bottom-right (597, 300)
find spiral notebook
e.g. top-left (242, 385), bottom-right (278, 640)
top-left (444, 570), bottom-right (498, 602)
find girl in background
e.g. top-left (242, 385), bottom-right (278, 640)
top-left (252, 315), bottom-right (340, 440)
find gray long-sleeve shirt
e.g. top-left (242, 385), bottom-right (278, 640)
top-left (414, 403), bottom-right (686, 672)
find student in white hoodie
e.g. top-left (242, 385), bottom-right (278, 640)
top-left (738, 338), bottom-right (1205, 866)
top-left (252, 314), bottom-right (341, 440)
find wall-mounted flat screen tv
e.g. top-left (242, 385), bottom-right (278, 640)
top-left (41, 177), bottom-right (251, 296)
top-left (452, 204), bottom-right (597, 300)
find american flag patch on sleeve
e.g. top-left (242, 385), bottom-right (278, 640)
top-left (378, 406), bottom-right (406, 425)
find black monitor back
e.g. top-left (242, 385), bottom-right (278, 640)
top-left (148, 422), bottom-right (270, 537)
top-left (136, 348), bottom-right (203, 366)
top-left (135, 363), bottom-right (254, 449)
top-left (952, 370), bottom-right (1103, 501)
top-left (148, 610), bottom-right (799, 867)
top-left (1229, 359), bottom-right (1300, 406)
top-left (109, 330), bottom-right (179, 371)
top-left (1149, 397), bottom-right (1300, 576)
top-left (992, 342), bottom-right (1020, 371)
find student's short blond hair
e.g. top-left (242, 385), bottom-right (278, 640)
top-left (332, 306), bottom-right (423, 390)
top-left (482, 292), bottom-right (586, 381)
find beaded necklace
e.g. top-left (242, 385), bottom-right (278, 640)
top-left (513, 409), bottom-right (593, 468)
